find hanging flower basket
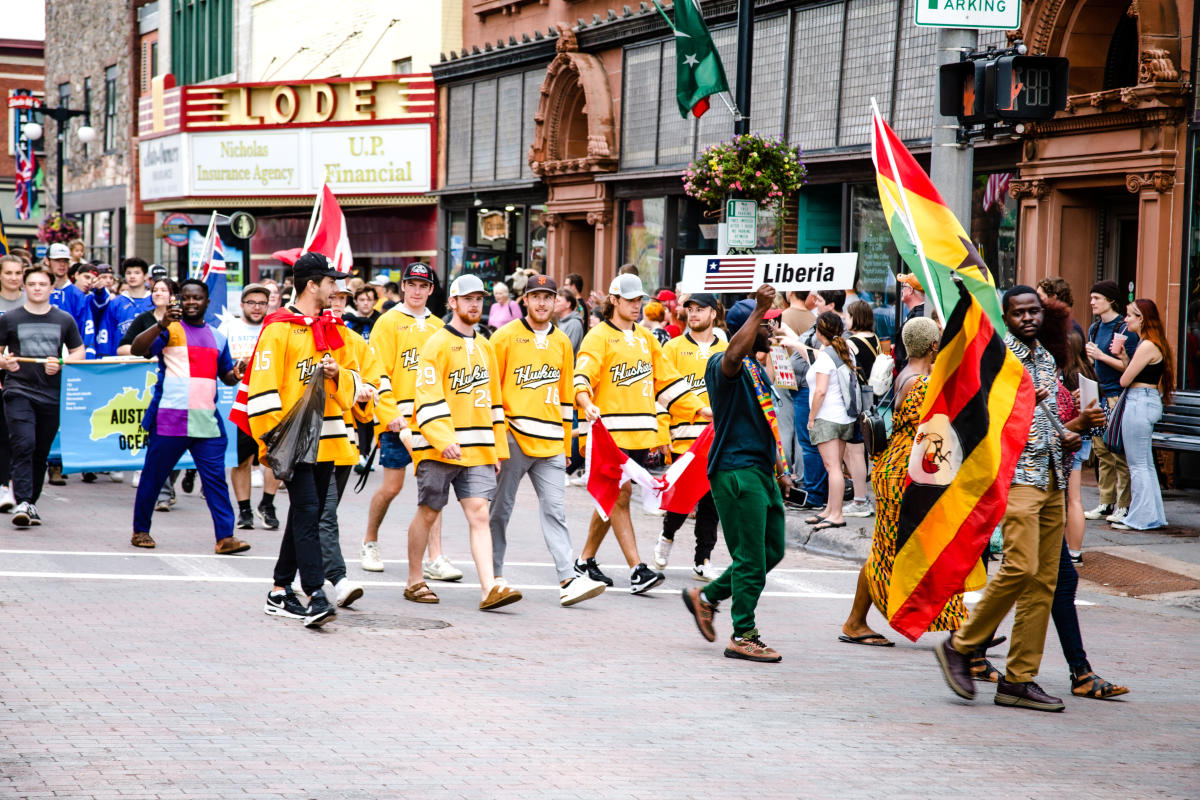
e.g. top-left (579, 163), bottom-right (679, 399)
top-left (37, 213), bottom-right (82, 244)
top-left (682, 134), bottom-right (807, 211)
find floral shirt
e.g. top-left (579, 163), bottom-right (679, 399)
top-left (1007, 332), bottom-right (1064, 490)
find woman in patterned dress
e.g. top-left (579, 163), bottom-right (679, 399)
top-left (839, 317), bottom-right (967, 646)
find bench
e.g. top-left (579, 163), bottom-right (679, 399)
top-left (1152, 391), bottom-right (1200, 452)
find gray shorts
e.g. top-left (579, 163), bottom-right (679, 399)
top-left (415, 460), bottom-right (497, 511)
top-left (810, 418), bottom-right (856, 445)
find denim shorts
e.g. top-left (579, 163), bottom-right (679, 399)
top-left (1071, 437), bottom-right (1093, 471)
top-left (415, 460), bottom-right (497, 511)
top-left (379, 431), bottom-right (413, 470)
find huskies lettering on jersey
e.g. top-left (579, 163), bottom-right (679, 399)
top-left (449, 364), bottom-right (490, 393)
top-left (513, 364), bottom-right (561, 390)
top-left (296, 357), bottom-right (321, 383)
top-left (681, 372), bottom-right (707, 394)
top-left (609, 360), bottom-right (652, 387)
top-left (401, 347), bottom-right (420, 370)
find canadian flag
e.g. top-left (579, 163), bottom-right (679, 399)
top-left (585, 420), bottom-right (663, 520)
top-left (303, 184), bottom-right (353, 271)
top-left (658, 425), bottom-right (714, 514)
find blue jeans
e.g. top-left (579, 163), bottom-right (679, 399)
top-left (1121, 388), bottom-right (1166, 529)
top-left (792, 384), bottom-right (826, 504)
top-left (133, 430), bottom-right (234, 540)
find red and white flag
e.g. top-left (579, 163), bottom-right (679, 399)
top-left (585, 419), bottom-right (662, 520)
top-left (303, 184), bottom-right (353, 271)
top-left (982, 172), bottom-right (1011, 212)
top-left (658, 425), bottom-right (713, 514)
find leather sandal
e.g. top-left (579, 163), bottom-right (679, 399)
top-left (1071, 670), bottom-right (1130, 699)
top-left (403, 581), bottom-right (439, 604)
top-left (479, 584), bottom-right (523, 611)
top-left (969, 654), bottom-right (1002, 683)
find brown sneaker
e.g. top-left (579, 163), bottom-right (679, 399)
top-left (682, 587), bottom-right (717, 642)
top-left (47, 464), bottom-right (66, 486)
top-left (130, 531), bottom-right (156, 548)
top-left (215, 536), bottom-right (251, 555)
top-left (724, 633), bottom-right (782, 663)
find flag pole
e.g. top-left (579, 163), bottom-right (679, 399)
top-left (870, 98), bottom-right (946, 323)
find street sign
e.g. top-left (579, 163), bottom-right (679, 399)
top-left (725, 199), bottom-right (757, 248)
top-left (161, 212), bottom-right (192, 247)
top-left (916, 0), bottom-right (1020, 30)
top-left (228, 210), bottom-right (257, 240)
top-left (679, 253), bottom-right (859, 294)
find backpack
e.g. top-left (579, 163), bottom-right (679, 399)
top-left (851, 332), bottom-right (894, 397)
top-left (825, 346), bottom-right (863, 419)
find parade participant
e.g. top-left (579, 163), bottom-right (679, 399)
top-left (681, 284), bottom-right (793, 662)
top-left (0, 255), bottom-right (26, 511)
top-left (97, 258), bottom-right (154, 356)
top-left (406, 273), bottom-right (522, 610)
top-left (652, 293), bottom-right (727, 580)
top-left (50, 261), bottom-right (104, 358)
top-left (488, 274), bottom-right (607, 607)
top-left (573, 274), bottom-right (709, 593)
top-left (127, 280), bottom-right (249, 554)
top-left (363, 262), bottom-right (457, 580)
top-left (46, 242), bottom-right (71, 289)
top-left (0, 267), bottom-right (85, 527)
top-left (242, 252), bottom-right (359, 628)
top-left (218, 284), bottom-right (280, 530)
top-left (935, 286), bottom-right (1105, 712)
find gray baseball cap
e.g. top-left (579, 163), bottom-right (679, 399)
top-left (608, 273), bottom-right (647, 300)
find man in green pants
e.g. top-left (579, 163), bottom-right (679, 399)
top-left (681, 283), bottom-right (794, 662)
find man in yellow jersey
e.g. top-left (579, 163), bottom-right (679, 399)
top-left (407, 274), bottom-right (522, 611)
top-left (246, 253), bottom-right (361, 629)
top-left (489, 275), bottom-right (607, 607)
top-left (363, 262), bottom-right (459, 581)
top-left (573, 273), bottom-right (710, 594)
top-left (652, 293), bottom-right (726, 581)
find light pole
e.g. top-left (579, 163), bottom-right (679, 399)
top-left (21, 104), bottom-right (96, 214)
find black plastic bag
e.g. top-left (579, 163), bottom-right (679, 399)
top-left (260, 372), bottom-right (325, 481)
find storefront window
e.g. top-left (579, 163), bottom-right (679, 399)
top-left (623, 197), bottom-right (666, 290)
top-left (972, 172), bottom-right (1019, 290)
top-left (849, 183), bottom-right (900, 342)
top-left (1182, 134), bottom-right (1200, 391)
top-left (448, 210), bottom-right (466, 280)
top-left (527, 205), bottom-right (547, 273)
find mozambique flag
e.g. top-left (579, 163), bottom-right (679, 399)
top-left (887, 279), bottom-right (1035, 641)
top-left (653, 0), bottom-right (730, 118)
top-left (870, 107), bottom-right (1004, 331)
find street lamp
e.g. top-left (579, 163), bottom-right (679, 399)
top-left (22, 104), bottom-right (94, 214)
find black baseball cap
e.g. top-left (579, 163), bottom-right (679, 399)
top-left (293, 251), bottom-right (343, 282)
top-left (683, 293), bottom-right (719, 310)
top-left (524, 273), bottom-right (557, 295)
top-left (402, 262), bottom-right (435, 284)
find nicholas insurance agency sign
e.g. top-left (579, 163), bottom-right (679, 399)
top-left (139, 124), bottom-right (431, 201)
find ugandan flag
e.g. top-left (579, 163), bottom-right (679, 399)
top-left (870, 106), bottom-right (1003, 331)
top-left (887, 279), bottom-right (1035, 641)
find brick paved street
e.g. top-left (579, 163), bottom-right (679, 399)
top-left (1, 472), bottom-right (1198, 799)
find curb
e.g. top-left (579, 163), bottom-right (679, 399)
top-left (784, 508), bottom-right (873, 563)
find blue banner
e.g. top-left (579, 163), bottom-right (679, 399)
top-left (59, 360), bottom-right (238, 473)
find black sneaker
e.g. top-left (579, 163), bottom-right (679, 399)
top-left (181, 470), bottom-right (196, 494)
top-left (574, 557), bottom-right (613, 587)
top-left (26, 504), bottom-right (41, 526)
top-left (236, 509), bottom-right (255, 530)
top-left (263, 587), bottom-right (307, 619)
top-left (994, 679), bottom-right (1065, 712)
top-left (11, 502), bottom-right (32, 528)
top-left (304, 589), bottom-right (336, 628)
top-left (82, 472), bottom-right (97, 483)
top-left (630, 563), bottom-right (665, 595)
top-left (257, 502), bottom-right (280, 530)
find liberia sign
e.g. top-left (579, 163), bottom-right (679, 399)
top-left (679, 253), bottom-right (859, 294)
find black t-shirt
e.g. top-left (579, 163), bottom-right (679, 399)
top-left (0, 306), bottom-right (84, 405)
top-left (119, 309), bottom-right (161, 348)
top-left (849, 332), bottom-right (880, 382)
top-left (705, 352), bottom-right (775, 477)
top-left (344, 310), bottom-right (381, 341)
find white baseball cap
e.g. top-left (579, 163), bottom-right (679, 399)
top-left (48, 243), bottom-right (71, 259)
top-left (608, 273), bottom-right (647, 300)
top-left (369, 274), bottom-right (389, 286)
top-left (449, 273), bottom-right (486, 297)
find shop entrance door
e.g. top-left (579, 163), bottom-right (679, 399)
top-left (1101, 199), bottom-right (1139, 307)
top-left (564, 218), bottom-right (595, 279)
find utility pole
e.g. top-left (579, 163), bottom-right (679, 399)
top-left (733, 0), bottom-right (752, 137)
top-left (930, 28), bottom-right (977, 230)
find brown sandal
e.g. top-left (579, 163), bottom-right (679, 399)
top-left (404, 581), bottom-right (439, 604)
top-left (479, 584), bottom-right (523, 611)
top-left (969, 655), bottom-right (1002, 683)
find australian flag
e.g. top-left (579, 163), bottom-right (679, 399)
top-left (201, 232), bottom-right (229, 327)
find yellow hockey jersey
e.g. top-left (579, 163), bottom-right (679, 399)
top-left (337, 326), bottom-right (386, 465)
top-left (412, 325), bottom-right (509, 467)
top-left (245, 316), bottom-right (361, 464)
top-left (491, 318), bottom-right (573, 458)
top-left (573, 320), bottom-right (704, 450)
top-left (368, 306), bottom-right (444, 429)
top-left (661, 333), bottom-right (727, 454)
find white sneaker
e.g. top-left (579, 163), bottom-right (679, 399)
top-left (1106, 507), bottom-right (1128, 523)
top-left (843, 499), bottom-right (874, 518)
top-left (109, 471), bottom-right (124, 483)
top-left (360, 541), bottom-right (384, 572)
top-left (423, 554), bottom-right (464, 582)
top-left (0, 484), bottom-right (14, 513)
top-left (334, 578), bottom-right (364, 608)
top-left (251, 467), bottom-right (264, 489)
top-left (692, 561), bottom-right (720, 582)
top-left (131, 471), bottom-right (141, 488)
top-left (560, 575), bottom-right (606, 607)
top-left (569, 474), bottom-right (587, 486)
top-left (1084, 503), bottom-right (1113, 520)
top-left (652, 534), bottom-right (673, 570)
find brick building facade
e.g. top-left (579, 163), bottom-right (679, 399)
top-left (1, 38), bottom-right (45, 248)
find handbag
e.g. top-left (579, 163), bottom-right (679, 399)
top-left (859, 385), bottom-right (895, 459)
top-left (1101, 390), bottom-right (1128, 456)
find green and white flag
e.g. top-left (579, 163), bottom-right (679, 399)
top-left (654, 0), bottom-right (730, 118)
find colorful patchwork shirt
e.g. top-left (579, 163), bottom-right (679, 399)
top-left (143, 320), bottom-right (234, 438)
top-left (1006, 332), bottom-right (1064, 490)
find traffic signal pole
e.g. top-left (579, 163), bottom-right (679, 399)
top-left (930, 28), bottom-right (977, 234)
top-left (733, 0), bottom-right (752, 137)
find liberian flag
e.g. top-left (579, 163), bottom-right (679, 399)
top-left (304, 184), bottom-right (353, 272)
top-left (658, 425), bottom-right (713, 514)
top-left (196, 218), bottom-right (230, 327)
top-left (702, 257), bottom-right (757, 292)
top-left (870, 102), bottom-right (1003, 330)
top-left (887, 279), bottom-right (1034, 640)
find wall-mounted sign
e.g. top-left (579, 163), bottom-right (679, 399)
top-left (185, 76), bottom-right (434, 129)
top-left (228, 211), bottom-right (257, 239)
top-left (138, 123), bottom-right (432, 201)
top-left (478, 211), bottom-right (508, 242)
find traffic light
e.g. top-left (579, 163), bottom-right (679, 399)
top-left (939, 54), bottom-right (1069, 125)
